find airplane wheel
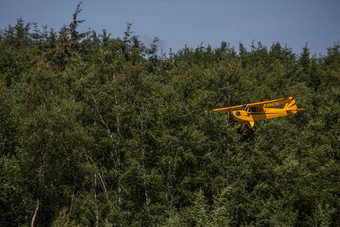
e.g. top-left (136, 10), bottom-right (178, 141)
top-left (237, 127), bottom-right (244, 134)
top-left (251, 127), bottom-right (257, 132)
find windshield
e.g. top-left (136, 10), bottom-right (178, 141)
top-left (241, 105), bottom-right (248, 111)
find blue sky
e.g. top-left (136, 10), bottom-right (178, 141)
top-left (0, 0), bottom-right (339, 56)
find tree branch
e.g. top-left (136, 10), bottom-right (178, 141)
top-left (31, 198), bottom-right (40, 227)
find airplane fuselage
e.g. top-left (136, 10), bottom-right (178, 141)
top-left (232, 108), bottom-right (296, 122)
top-left (213, 97), bottom-right (305, 133)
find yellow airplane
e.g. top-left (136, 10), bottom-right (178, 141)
top-left (213, 97), bottom-right (305, 133)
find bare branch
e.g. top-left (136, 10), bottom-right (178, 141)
top-left (31, 198), bottom-right (40, 227)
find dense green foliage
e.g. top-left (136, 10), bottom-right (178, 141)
top-left (0, 7), bottom-right (339, 227)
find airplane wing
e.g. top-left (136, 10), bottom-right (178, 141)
top-left (213, 97), bottom-right (293, 112)
top-left (213, 104), bottom-right (243, 112)
top-left (247, 97), bottom-right (292, 108)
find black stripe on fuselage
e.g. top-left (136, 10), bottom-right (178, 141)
top-left (248, 113), bottom-right (276, 115)
top-left (248, 113), bottom-right (265, 115)
top-left (289, 103), bottom-right (297, 108)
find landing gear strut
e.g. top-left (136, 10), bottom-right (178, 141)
top-left (237, 122), bottom-right (248, 134)
top-left (248, 121), bottom-right (257, 133)
top-left (237, 122), bottom-right (257, 134)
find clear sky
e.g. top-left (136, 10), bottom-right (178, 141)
top-left (1, 0), bottom-right (339, 56)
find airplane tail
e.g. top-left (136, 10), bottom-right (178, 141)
top-left (284, 97), bottom-right (305, 113)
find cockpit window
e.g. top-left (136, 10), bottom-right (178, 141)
top-left (249, 107), bottom-right (263, 112)
top-left (250, 107), bottom-right (257, 112)
top-left (241, 105), bottom-right (248, 111)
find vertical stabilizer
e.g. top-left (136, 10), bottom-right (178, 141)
top-left (284, 97), bottom-right (305, 113)
top-left (284, 97), bottom-right (297, 110)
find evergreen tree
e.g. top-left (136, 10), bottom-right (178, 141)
top-left (0, 4), bottom-right (339, 226)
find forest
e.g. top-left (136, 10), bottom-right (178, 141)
top-left (0, 4), bottom-right (339, 227)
